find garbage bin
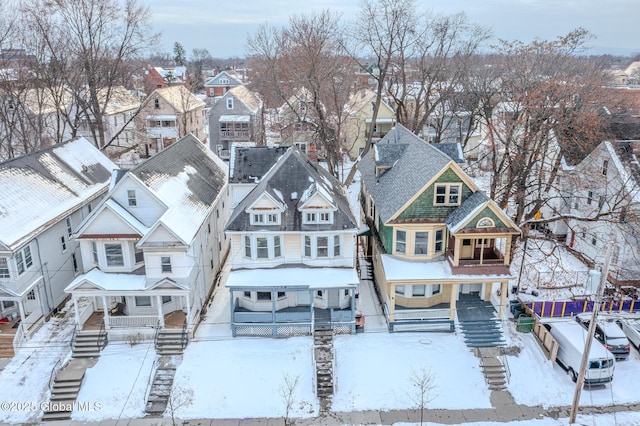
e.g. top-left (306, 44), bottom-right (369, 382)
top-left (516, 315), bottom-right (534, 333)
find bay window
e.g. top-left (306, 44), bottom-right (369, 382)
top-left (435, 230), bottom-right (444, 253)
top-left (395, 230), bottom-right (406, 254)
top-left (243, 235), bottom-right (283, 260)
top-left (414, 232), bottom-right (428, 255)
top-left (105, 243), bottom-right (124, 267)
top-left (303, 234), bottom-right (343, 259)
top-left (0, 257), bottom-right (9, 278)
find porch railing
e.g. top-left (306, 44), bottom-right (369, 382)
top-left (110, 315), bottom-right (159, 328)
top-left (394, 308), bottom-right (450, 321)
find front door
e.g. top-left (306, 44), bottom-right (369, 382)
top-left (460, 239), bottom-right (473, 259)
top-left (327, 289), bottom-right (340, 308)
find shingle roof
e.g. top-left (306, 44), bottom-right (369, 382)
top-left (226, 147), bottom-right (357, 232)
top-left (129, 134), bottom-right (227, 244)
top-left (445, 191), bottom-right (489, 231)
top-left (229, 146), bottom-right (288, 183)
top-left (434, 143), bottom-right (465, 164)
top-left (154, 85), bottom-right (205, 113)
top-left (0, 137), bottom-right (116, 250)
top-left (227, 86), bottom-right (262, 113)
top-left (359, 124), bottom-right (455, 223)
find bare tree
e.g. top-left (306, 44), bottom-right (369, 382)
top-left (165, 385), bottom-right (194, 426)
top-left (19, 0), bottom-right (156, 150)
top-left (247, 10), bottom-right (353, 177)
top-left (189, 48), bottom-right (213, 93)
top-left (279, 374), bottom-right (299, 426)
top-left (407, 366), bottom-right (437, 426)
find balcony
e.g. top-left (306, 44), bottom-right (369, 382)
top-left (219, 129), bottom-right (250, 140)
top-left (446, 247), bottom-right (511, 276)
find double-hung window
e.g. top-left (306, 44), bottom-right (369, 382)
top-left (105, 243), bottom-right (124, 267)
top-left (91, 242), bottom-right (99, 263)
top-left (333, 235), bottom-right (341, 256)
top-left (434, 230), bottom-right (444, 253)
top-left (127, 190), bottom-right (137, 206)
top-left (161, 256), bottom-right (172, 273)
top-left (66, 217), bottom-right (73, 238)
top-left (414, 232), bottom-right (428, 255)
top-left (395, 230), bottom-right (406, 254)
top-left (0, 258), bottom-right (9, 278)
top-left (303, 235), bottom-right (341, 258)
top-left (434, 184), bottom-right (461, 206)
top-left (60, 236), bottom-right (67, 252)
top-left (244, 235), bottom-right (283, 260)
top-left (16, 246), bottom-right (33, 275)
top-left (256, 237), bottom-right (268, 259)
top-left (317, 237), bottom-right (328, 258)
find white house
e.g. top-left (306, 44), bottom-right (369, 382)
top-left (65, 134), bottom-right (229, 340)
top-left (0, 137), bottom-right (116, 355)
top-left (225, 146), bottom-right (359, 337)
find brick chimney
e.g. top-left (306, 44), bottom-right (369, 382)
top-left (307, 144), bottom-right (318, 164)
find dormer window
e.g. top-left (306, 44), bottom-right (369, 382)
top-left (303, 211), bottom-right (333, 224)
top-left (250, 212), bottom-right (281, 225)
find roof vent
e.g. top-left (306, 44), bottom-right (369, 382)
top-left (81, 165), bottom-right (89, 172)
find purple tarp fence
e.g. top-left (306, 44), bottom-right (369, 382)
top-left (523, 299), bottom-right (640, 318)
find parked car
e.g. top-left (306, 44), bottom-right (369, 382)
top-left (575, 315), bottom-right (630, 360)
top-left (545, 320), bottom-right (615, 385)
top-left (617, 318), bottom-right (640, 349)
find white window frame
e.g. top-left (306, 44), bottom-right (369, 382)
top-left (395, 230), bottom-right (406, 254)
top-left (434, 183), bottom-right (462, 206)
top-left (66, 217), bottom-right (73, 238)
top-left (161, 256), bottom-right (172, 273)
top-left (127, 189), bottom-right (137, 207)
top-left (302, 234), bottom-right (342, 259)
top-left (91, 241), bottom-right (99, 264)
top-left (302, 210), bottom-right (334, 224)
top-left (414, 231), bottom-right (429, 255)
top-left (250, 212), bottom-right (281, 226)
top-left (434, 229), bottom-right (444, 253)
top-left (135, 296), bottom-right (152, 307)
top-left (0, 257), bottom-right (9, 278)
top-left (16, 245), bottom-right (33, 275)
top-left (226, 98), bottom-right (234, 109)
top-left (105, 243), bottom-right (124, 267)
top-left (60, 236), bottom-right (67, 253)
top-left (243, 235), bottom-right (284, 260)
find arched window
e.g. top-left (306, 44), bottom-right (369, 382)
top-left (477, 217), bottom-right (494, 228)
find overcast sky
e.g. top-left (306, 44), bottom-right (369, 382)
top-left (140, 0), bottom-right (640, 59)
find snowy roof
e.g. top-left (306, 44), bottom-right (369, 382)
top-left (445, 191), bottom-right (489, 232)
top-left (0, 138), bottom-right (116, 251)
top-left (219, 115), bottom-right (250, 122)
top-left (359, 124), bottom-right (460, 223)
top-left (381, 254), bottom-right (513, 281)
top-left (226, 147), bottom-right (357, 233)
top-left (152, 85), bottom-right (205, 113)
top-left (225, 266), bottom-right (358, 289)
top-left (204, 71), bottom-right (243, 87)
top-left (129, 134), bottom-right (227, 245)
top-left (65, 268), bottom-right (147, 292)
top-left (99, 86), bottom-right (140, 115)
top-left (226, 86), bottom-right (262, 113)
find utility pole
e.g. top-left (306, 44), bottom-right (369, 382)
top-left (569, 245), bottom-right (613, 424)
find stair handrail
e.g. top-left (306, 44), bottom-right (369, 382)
top-left (499, 348), bottom-right (511, 384)
top-left (143, 357), bottom-right (160, 404)
top-left (49, 359), bottom-right (62, 390)
top-left (180, 319), bottom-right (188, 350)
top-left (70, 324), bottom-right (79, 349)
top-left (97, 321), bottom-right (108, 351)
top-left (153, 320), bottom-right (161, 350)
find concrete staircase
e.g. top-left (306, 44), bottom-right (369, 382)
top-left (41, 358), bottom-right (95, 421)
top-left (145, 355), bottom-right (181, 416)
top-left (313, 325), bottom-right (334, 413)
top-left (155, 329), bottom-right (188, 355)
top-left (459, 319), bottom-right (506, 348)
top-left (475, 347), bottom-right (509, 391)
top-left (72, 329), bottom-right (108, 358)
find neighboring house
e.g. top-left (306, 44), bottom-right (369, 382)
top-left (0, 138), bottom-right (116, 352)
top-left (225, 146), bottom-right (359, 337)
top-left (342, 88), bottom-right (396, 160)
top-left (137, 85), bottom-right (206, 157)
top-left (209, 85), bottom-right (263, 160)
top-left (359, 124), bottom-right (520, 332)
top-left (143, 65), bottom-right (190, 93)
top-left (65, 134), bottom-right (229, 340)
top-left (203, 71), bottom-right (244, 98)
top-left (565, 140), bottom-right (640, 286)
top-left (277, 87), bottom-right (319, 155)
top-left (76, 86), bottom-right (140, 153)
top-left (0, 86), bottom-right (73, 159)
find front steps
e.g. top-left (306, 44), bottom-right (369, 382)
top-left (145, 355), bottom-right (181, 416)
top-left (313, 326), bottom-right (334, 413)
top-left (72, 329), bottom-right (108, 358)
top-left (475, 347), bottom-right (508, 391)
top-left (41, 358), bottom-right (95, 421)
top-left (155, 329), bottom-right (188, 355)
top-left (459, 319), bottom-right (506, 348)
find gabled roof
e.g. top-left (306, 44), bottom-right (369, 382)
top-left (360, 124), bottom-right (460, 223)
top-left (204, 71), bottom-right (243, 87)
top-left (127, 134), bottom-right (228, 245)
top-left (76, 199), bottom-right (150, 238)
top-left (445, 191), bottom-right (487, 231)
top-left (226, 147), bottom-right (357, 232)
top-left (98, 86), bottom-right (140, 115)
top-left (346, 88), bottom-right (394, 116)
top-left (152, 85), bottom-right (205, 113)
top-left (0, 137), bottom-right (116, 251)
top-left (225, 86), bottom-right (262, 113)
top-left (229, 146), bottom-right (288, 183)
top-left (434, 143), bottom-right (465, 164)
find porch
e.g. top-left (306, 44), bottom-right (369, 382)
top-left (81, 309), bottom-right (187, 331)
top-left (446, 248), bottom-right (510, 275)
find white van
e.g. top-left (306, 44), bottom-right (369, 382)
top-left (545, 320), bottom-right (615, 385)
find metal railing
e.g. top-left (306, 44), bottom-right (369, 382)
top-left (153, 320), bottom-right (161, 351)
top-left (49, 359), bottom-right (62, 390)
top-left (70, 324), bottom-right (80, 348)
top-left (499, 348), bottom-right (511, 384)
top-left (97, 321), bottom-right (108, 351)
top-left (180, 320), bottom-right (189, 350)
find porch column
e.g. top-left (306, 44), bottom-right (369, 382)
top-left (449, 284), bottom-right (458, 320)
top-left (479, 238), bottom-right (485, 265)
top-left (72, 294), bottom-right (80, 325)
top-left (17, 300), bottom-right (26, 334)
top-left (101, 296), bottom-right (110, 330)
top-left (271, 291), bottom-right (276, 323)
top-left (453, 237), bottom-right (461, 266)
top-left (389, 285), bottom-right (396, 322)
top-left (156, 295), bottom-right (165, 328)
top-left (504, 235), bottom-right (513, 265)
top-left (229, 290), bottom-right (235, 325)
top-left (309, 290), bottom-right (314, 327)
top-left (350, 288), bottom-right (355, 320)
top-left (498, 281), bottom-right (508, 320)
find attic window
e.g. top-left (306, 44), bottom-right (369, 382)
top-left (154, 98), bottom-right (160, 109)
top-left (220, 77), bottom-right (229, 84)
top-left (303, 211), bottom-right (333, 225)
top-left (127, 190), bottom-right (137, 206)
top-left (602, 160), bottom-right (608, 176)
top-left (226, 98), bottom-right (234, 109)
top-left (477, 217), bottom-right (494, 228)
